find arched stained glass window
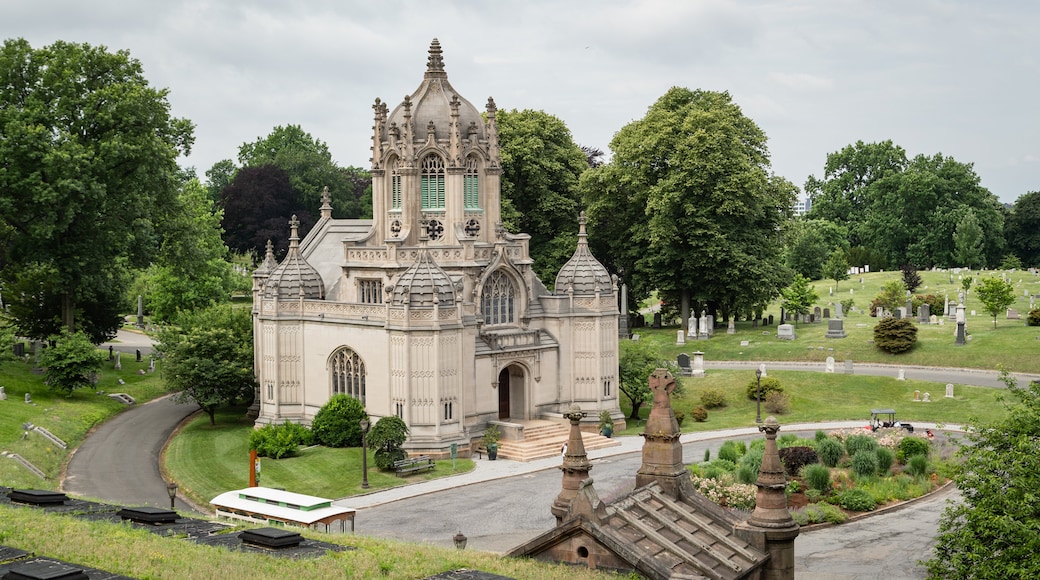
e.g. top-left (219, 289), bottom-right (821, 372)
top-left (420, 154), bottom-right (445, 210)
top-left (331, 348), bottom-right (366, 405)
top-left (482, 271), bottom-right (516, 325)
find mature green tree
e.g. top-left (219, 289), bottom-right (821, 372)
top-left (928, 371), bottom-right (1040, 578)
top-left (974, 277), bottom-right (1016, 328)
top-left (806, 142), bottom-right (1004, 268)
top-left (823, 249), bottom-right (850, 290)
top-left (786, 219), bottom-right (848, 280)
top-left (205, 159), bottom-right (238, 204)
top-left (583, 88), bottom-right (794, 331)
top-left (874, 279), bottom-right (908, 314)
top-left (780, 274), bottom-right (819, 323)
top-left (1005, 191), bottom-right (1040, 268)
top-left (141, 177), bottom-right (239, 322)
top-left (497, 109), bottom-right (588, 285)
top-left (236, 124), bottom-right (369, 220)
top-left (157, 304), bottom-right (254, 425)
top-left (0, 39), bottom-right (194, 342)
top-left (369, 415), bottom-right (409, 470)
top-left (38, 330), bottom-right (105, 395)
top-left (618, 339), bottom-right (661, 420)
top-left (311, 394), bottom-right (368, 448)
top-left (953, 210), bottom-right (985, 269)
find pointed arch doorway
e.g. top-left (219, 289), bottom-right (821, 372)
top-left (497, 365), bottom-right (526, 420)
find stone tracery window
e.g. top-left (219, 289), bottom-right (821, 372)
top-left (330, 347), bottom-right (366, 405)
top-left (420, 154), bottom-right (445, 210)
top-left (482, 270), bottom-right (516, 325)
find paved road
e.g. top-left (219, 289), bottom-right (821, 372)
top-left (100, 328), bottom-right (156, 356)
top-left (61, 394), bottom-right (199, 512)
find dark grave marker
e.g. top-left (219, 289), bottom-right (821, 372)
top-left (3, 561), bottom-right (88, 580)
top-left (9, 490), bottom-right (67, 506)
top-left (117, 506), bottom-right (179, 525)
top-left (239, 527), bottom-right (303, 549)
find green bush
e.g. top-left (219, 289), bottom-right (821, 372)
top-left (906, 454), bottom-right (929, 477)
top-left (804, 488), bottom-right (822, 503)
top-left (836, 488), bottom-right (877, 511)
top-left (248, 421), bottom-right (313, 459)
top-left (814, 430), bottom-right (828, 442)
top-left (876, 447), bottom-right (895, 475)
top-left (873, 317), bottom-right (918, 354)
top-left (851, 450), bottom-right (879, 477)
top-left (738, 448), bottom-right (764, 475)
top-left (708, 458), bottom-right (737, 473)
top-left (786, 480), bottom-right (802, 495)
top-left (745, 376), bottom-right (784, 401)
top-left (374, 448), bottom-right (407, 471)
top-left (718, 441), bottom-right (743, 463)
top-left (898, 436), bottom-right (930, 463)
top-left (369, 416), bottom-right (410, 471)
top-left (1028, 309), bottom-right (1040, 326)
top-left (674, 410), bottom-right (685, 426)
top-left (737, 465), bottom-right (757, 485)
top-left (778, 433), bottom-right (799, 447)
top-left (815, 437), bottom-right (845, 467)
top-left (795, 502), bottom-right (847, 525)
top-left (691, 406), bottom-right (708, 422)
top-left (845, 434), bottom-right (879, 457)
top-left (311, 394), bottom-right (368, 448)
top-left (802, 463), bottom-right (831, 492)
top-left (764, 391), bottom-right (791, 414)
top-left (699, 388), bottom-right (728, 409)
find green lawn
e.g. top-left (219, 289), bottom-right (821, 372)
top-left (165, 408), bottom-right (475, 508)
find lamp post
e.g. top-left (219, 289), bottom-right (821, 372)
top-left (359, 418), bottom-right (370, 489)
top-left (755, 368), bottom-right (763, 424)
top-left (166, 481), bottom-right (178, 510)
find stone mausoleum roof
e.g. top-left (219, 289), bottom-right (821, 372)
top-left (266, 215), bottom-right (325, 300)
top-left (555, 211), bottom-right (612, 295)
top-left (391, 247), bottom-right (456, 307)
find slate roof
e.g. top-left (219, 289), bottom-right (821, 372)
top-left (555, 212), bottom-right (611, 295)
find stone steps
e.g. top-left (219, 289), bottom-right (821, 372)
top-left (496, 420), bottom-right (620, 462)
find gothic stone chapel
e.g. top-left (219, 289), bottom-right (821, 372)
top-left (251, 39), bottom-right (624, 457)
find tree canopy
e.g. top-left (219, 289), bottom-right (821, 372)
top-left (806, 140), bottom-right (1005, 269)
top-left (618, 339), bottom-right (662, 420)
top-left (220, 165), bottom-right (309, 258)
top-left (1005, 191), bottom-right (1040, 268)
top-left (974, 277), bottom-right (1016, 328)
top-left (496, 109), bottom-right (588, 286)
top-left (0, 39), bottom-right (194, 342)
top-left (583, 87), bottom-right (794, 329)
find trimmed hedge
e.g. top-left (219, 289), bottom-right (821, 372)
top-left (873, 317), bottom-right (918, 354)
top-left (745, 376), bottom-right (784, 401)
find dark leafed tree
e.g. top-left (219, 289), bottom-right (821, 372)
top-left (219, 165), bottom-right (312, 258)
top-left (1005, 191), bottom-right (1040, 268)
top-left (582, 145), bottom-right (605, 169)
top-left (497, 109), bottom-right (589, 286)
top-left (583, 88), bottom-right (794, 332)
top-left (900, 264), bottom-right (922, 294)
top-left (0, 39), bottom-right (194, 342)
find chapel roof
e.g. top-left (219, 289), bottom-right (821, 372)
top-left (391, 247), bottom-right (456, 307)
top-left (385, 38), bottom-right (486, 145)
top-left (266, 215), bottom-right (326, 300)
top-left (253, 240), bottom-right (280, 277)
top-left (555, 211), bottom-right (612, 294)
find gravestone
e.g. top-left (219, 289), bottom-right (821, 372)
top-left (814, 307), bottom-right (822, 322)
top-left (938, 316), bottom-right (944, 326)
top-left (955, 321), bottom-right (966, 346)
top-left (0, 386), bottom-right (5, 400)
top-left (825, 357), bottom-right (835, 373)
top-left (114, 352), bottom-right (121, 370)
top-left (108, 345), bottom-right (113, 360)
top-left (835, 303), bottom-right (843, 319)
top-left (136, 349), bottom-right (142, 363)
top-left (825, 318), bottom-right (846, 338)
top-left (727, 318), bottom-right (735, 334)
top-left (919, 303), bottom-right (930, 323)
top-left (676, 330), bottom-right (685, 346)
top-left (844, 359), bottom-right (854, 374)
top-left (1007, 309), bottom-right (1020, 319)
top-left (687, 316), bottom-right (697, 338)
top-left (922, 392), bottom-right (931, 402)
top-left (691, 351), bottom-right (706, 378)
top-left (777, 324), bottom-right (795, 340)
top-left (758, 363), bottom-right (767, 378)
top-left (632, 334), bottom-right (640, 341)
top-left (808, 313), bottom-right (815, 324)
top-left (767, 314), bottom-right (774, 326)
top-left (971, 310), bottom-right (976, 316)
top-left (944, 296), bottom-right (950, 316)
top-left (13, 342), bottom-right (24, 357)
top-left (676, 353), bottom-right (691, 376)
top-left (25, 393), bottom-right (31, 404)
top-left (779, 307), bottom-right (786, 323)
top-left (913, 390), bottom-right (921, 401)
top-left (946, 384), bottom-right (955, 398)
top-left (752, 318), bottom-right (759, 328)
top-left (897, 369), bottom-right (906, 380)
top-left (740, 340), bottom-right (750, 346)
top-left (823, 307), bottom-right (830, 319)
top-left (652, 312), bottom-right (662, 328)
top-left (704, 314), bottom-right (714, 337)
top-left (893, 308), bottom-right (903, 319)
top-left (148, 358), bottom-right (156, 373)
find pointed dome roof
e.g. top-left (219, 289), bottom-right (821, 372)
top-left (392, 247), bottom-right (456, 307)
top-left (253, 240), bottom-right (279, 277)
top-left (555, 212), bottom-right (612, 294)
top-left (267, 215), bottom-right (326, 300)
top-left (386, 38), bottom-right (486, 144)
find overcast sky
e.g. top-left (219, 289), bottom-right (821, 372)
top-left (5, 1), bottom-right (1038, 204)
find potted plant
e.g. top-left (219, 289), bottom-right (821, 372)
top-left (599, 410), bottom-right (614, 438)
top-left (482, 424), bottom-right (500, 460)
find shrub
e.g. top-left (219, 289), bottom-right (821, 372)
top-left (840, 297), bottom-right (855, 315)
top-left (374, 448), bottom-right (407, 471)
top-left (873, 317), bottom-right (918, 354)
top-left (836, 488), bottom-right (877, 511)
top-left (248, 421), bottom-right (313, 459)
top-left (738, 448), bottom-right (764, 476)
top-left (691, 406), bottom-right (708, 422)
top-left (778, 433), bottom-right (799, 447)
top-left (795, 502), bottom-right (847, 525)
top-left (815, 437), bottom-right (845, 467)
top-left (708, 458), bottom-right (737, 473)
top-left (845, 434), bottom-right (879, 457)
top-left (368, 416), bottom-right (410, 471)
top-left (778, 446), bottom-right (818, 476)
top-left (906, 454), bottom-right (929, 478)
top-left (703, 448), bottom-right (711, 462)
top-left (746, 376), bottom-right (784, 401)
top-left (804, 488), bottom-right (822, 503)
top-left (851, 450), bottom-right (880, 477)
top-left (674, 410), bottom-right (686, 426)
top-left (898, 436), bottom-right (930, 463)
top-left (785, 480), bottom-right (801, 495)
top-left (814, 430), bottom-right (828, 442)
top-left (311, 394), bottom-right (368, 448)
top-left (913, 293), bottom-right (943, 317)
top-left (699, 388), bottom-right (728, 409)
top-left (802, 463), bottom-right (831, 492)
top-left (737, 465), bottom-right (757, 485)
top-left (718, 441), bottom-right (743, 463)
top-left (876, 447), bottom-right (895, 475)
top-left (764, 391), bottom-right (791, 414)
top-left (1028, 309), bottom-right (1040, 326)
top-left (817, 502), bottom-right (848, 523)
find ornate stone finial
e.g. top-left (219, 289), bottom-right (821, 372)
top-left (486, 96), bottom-right (497, 114)
top-left (636, 369), bottom-right (688, 497)
top-left (319, 186), bottom-right (333, 220)
top-left (289, 214), bottom-right (300, 241)
top-left (552, 404), bottom-right (592, 524)
top-left (427, 120), bottom-right (436, 136)
top-left (426, 38), bottom-right (445, 75)
top-left (746, 416), bottom-right (799, 530)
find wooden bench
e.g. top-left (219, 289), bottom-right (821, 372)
top-left (393, 455), bottom-right (435, 477)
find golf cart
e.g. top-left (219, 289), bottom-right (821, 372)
top-left (869, 409), bottom-right (914, 433)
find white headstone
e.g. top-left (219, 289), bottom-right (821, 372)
top-left (740, 340), bottom-right (750, 347)
top-left (777, 324), bottom-right (795, 340)
top-left (727, 318), bottom-right (735, 334)
top-left (835, 303), bottom-right (843, 319)
top-left (0, 386), bottom-right (5, 400)
top-left (922, 392), bottom-right (931, 402)
top-left (825, 356), bottom-right (835, 373)
top-left (691, 351), bottom-right (706, 377)
top-left (25, 393), bottom-right (31, 404)
top-left (677, 330), bottom-right (685, 345)
top-left (945, 383), bottom-right (955, 398)
top-left (758, 363), bottom-right (767, 378)
top-left (114, 352), bottom-right (122, 370)
top-left (897, 369), bottom-right (905, 381)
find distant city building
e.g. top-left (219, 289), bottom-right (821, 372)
top-left (792, 196), bottom-right (812, 216)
